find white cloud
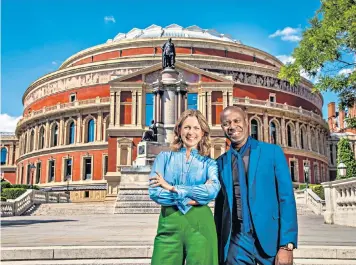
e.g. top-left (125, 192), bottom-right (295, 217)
top-left (276, 55), bottom-right (295, 65)
top-left (269, 27), bottom-right (302, 42)
top-left (51, 61), bottom-right (57, 65)
top-left (104, 16), bottom-right (116, 24)
top-left (0, 114), bottom-right (22, 132)
top-left (339, 68), bottom-right (355, 75)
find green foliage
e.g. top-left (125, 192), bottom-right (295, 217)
top-left (278, 0), bottom-right (356, 108)
top-left (1, 196), bottom-right (7, 201)
top-left (337, 137), bottom-right (356, 179)
top-left (311, 185), bottom-right (325, 200)
top-left (1, 188), bottom-right (27, 199)
top-left (0, 182), bottom-right (12, 189)
top-left (345, 117), bottom-right (356, 129)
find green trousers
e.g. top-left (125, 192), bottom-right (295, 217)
top-left (151, 205), bottom-right (218, 265)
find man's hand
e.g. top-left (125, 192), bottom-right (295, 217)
top-left (149, 172), bottom-right (173, 191)
top-left (187, 200), bottom-right (199, 205)
top-left (275, 248), bottom-right (293, 265)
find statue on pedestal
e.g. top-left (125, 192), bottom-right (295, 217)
top-left (142, 120), bottom-right (158, 142)
top-left (162, 38), bottom-right (176, 69)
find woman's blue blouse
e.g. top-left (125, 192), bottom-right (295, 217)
top-left (148, 148), bottom-right (220, 214)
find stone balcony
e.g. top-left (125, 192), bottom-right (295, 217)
top-left (16, 96), bottom-right (110, 130)
top-left (233, 97), bottom-right (327, 127)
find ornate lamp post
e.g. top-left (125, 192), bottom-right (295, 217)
top-left (303, 163), bottom-right (310, 189)
top-left (337, 161), bottom-right (347, 177)
top-left (66, 174), bottom-right (70, 195)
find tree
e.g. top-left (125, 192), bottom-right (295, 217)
top-left (278, 0), bottom-right (356, 111)
top-left (337, 138), bottom-right (356, 179)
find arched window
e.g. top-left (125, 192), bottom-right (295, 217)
top-left (87, 119), bottom-right (94, 142)
top-left (24, 133), bottom-right (28, 154)
top-left (52, 124), bottom-right (58, 147)
top-left (1, 148), bottom-right (7, 165)
top-left (30, 130), bottom-right (35, 151)
top-left (287, 125), bottom-right (292, 147)
top-left (69, 121), bottom-right (75, 144)
top-left (270, 122), bottom-right (277, 144)
top-left (39, 127), bottom-right (45, 149)
top-left (250, 119), bottom-right (259, 140)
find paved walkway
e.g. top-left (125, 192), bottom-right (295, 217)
top-left (1, 214), bottom-right (356, 247)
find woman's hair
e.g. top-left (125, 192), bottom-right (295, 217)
top-left (171, 109), bottom-right (211, 157)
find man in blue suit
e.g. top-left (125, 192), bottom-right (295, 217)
top-left (214, 106), bottom-right (298, 265)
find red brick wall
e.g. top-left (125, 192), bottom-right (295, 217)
top-left (17, 149), bottom-right (107, 184)
top-left (108, 136), bottom-right (117, 172)
top-left (201, 75), bottom-right (221, 82)
top-left (68, 47), bottom-right (274, 67)
top-left (233, 85), bottom-right (321, 115)
top-left (25, 84), bottom-right (110, 114)
top-left (3, 172), bottom-right (16, 184)
top-left (125, 75), bottom-right (142, 82)
top-left (212, 91), bottom-right (223, 125)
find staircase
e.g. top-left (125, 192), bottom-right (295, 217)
top-left (29, 201), bottom-right (115, 216)
top-left (114, 187), bottom-right (160, 214)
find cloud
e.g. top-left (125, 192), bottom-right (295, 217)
top-left (276, 55), bottom-right (295, 65)
top-left (0, 114), bottom-right (22, 132)
top-left (52, 61), bottom-right (58, 65)
top-left (339, 68), bottom-right (355, 75)
top-left (269, 27), bottom-right (302, 42)
top-left (104, 16), bottom-right (116, 24)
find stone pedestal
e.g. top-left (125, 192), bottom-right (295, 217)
top-left (135, 141), bottom-right (170, 166)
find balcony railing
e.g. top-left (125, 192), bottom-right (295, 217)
top-left (18, 96), bottom-right (110, 128)
top-left (233, 97), bottom-right (325, 124)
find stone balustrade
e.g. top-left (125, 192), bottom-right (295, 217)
top-left (305, 188), bottom-right (325, 215)
top-left (17, 96), bottom-right (110, 128)
top-left (322, 177), bottom-right (356, 227)
top-left (233, 97), bottom-right (325, 125)
top-left (1, 189), bottom-right (70, 217)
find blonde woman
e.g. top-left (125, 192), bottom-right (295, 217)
top-left (149, 109), bottom-right (220, 265)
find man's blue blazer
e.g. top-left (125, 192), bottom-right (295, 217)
top-left (214, 138), bottom-right (298, 263)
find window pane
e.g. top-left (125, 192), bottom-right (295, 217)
top-left (1, 148), bottom-right (7, 165)
top-left (145, 93), bottom-right (154, 126)
top-left (88, 120), bottom-right (94, 142)
top-left (69, 122), bottom-right (75, 144)
top-left (188, 93), bottom-right (197, 110)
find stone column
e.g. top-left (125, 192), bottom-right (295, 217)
top-left (201, 91), bottom-right (206, 117)
top-left (177, 92), bottom-right (182, 118)
top-left (281, 118), bottom-right (286, 147)
top-left (316, 129), bottom-right (320, 154)
top-left (26, 130), bottom-right (31, 152)
top-left (223, 91), bottom-right (228, 108)
top-left (97, 111), bottom-right (103, 141)
top-left (76, 114), bottom-right (82, 143)
top-left (137, 91), bottom-right (142, 127)
top-left (157, 92), bottom-right (161, 123)
top-left (45, 120), bottom-right (50, 148)
top-left (9, 144), bottom-right (14, 165)
top-left (207, 91), bottom-right (212, 125)
top-left (228, 91), bottom-right (233, 106)
top-left (162, 90), bottom-right (176, 126)
top-left (263, 112), bottom-right (269, 142)
top-left (15, 142), bottom-right (19, 162)
top-left (295, 122), bottom-right (300, 149)
top-left (59, 117), bottom-right (64, 145)
top-left (115, 91), bottom-right (121, 126)
top-left (307, 125), bottom-right (312, 151)
top-left (132, 90), bottom-right (137, 126)
top-left (110, 92), bottom-right (115, 126)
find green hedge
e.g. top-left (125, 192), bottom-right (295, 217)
top-left (298, 184), bottom-right (324, 200)
top-left (1, 188), bottom-right (27, 200)
top-left (0, 182), bottom-right (12, 189)
top-left (10, 184), bottom-right (40, 190)
top-left (1, 196), bottom-right (7, 201)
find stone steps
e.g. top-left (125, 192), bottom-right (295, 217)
top-left (2, 246), bottom-right (356, 265)
top-left (297, 204), bottom-right (316, 216)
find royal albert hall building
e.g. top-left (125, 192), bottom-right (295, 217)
top-left (14, 24), bottom-right (329, 202)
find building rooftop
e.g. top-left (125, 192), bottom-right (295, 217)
top-left (106, 24), bottom-right (241, 44)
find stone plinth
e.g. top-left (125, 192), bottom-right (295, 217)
top-left (135, 141), bottom-right (170, 166)
top-left (161, 68), bottom-right (179, 84)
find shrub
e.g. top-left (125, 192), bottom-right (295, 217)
top-left (1, 196), bottom-right (7, 201)
top-left (311, 185), bottom-right (325, 200)
top-left (1, 188), bottom-right (27, 199)
top-left (0, 182), bottom-right (12, 189)
top-left (11, 184), bottom-right (29, 189)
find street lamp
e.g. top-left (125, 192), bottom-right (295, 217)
top-left (30, 163), bottom-right (36, 188)
top-left (66, 174), bottom-right (71, 195)
top-left (337, 161), bottom-right (347, 177)
top-left (303, 163), bottom-right (310, 189)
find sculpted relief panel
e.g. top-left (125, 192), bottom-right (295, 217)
top-left (231, 71), bottom-right (322, 110)
top-left (24, 68), bottom-right (141, 107)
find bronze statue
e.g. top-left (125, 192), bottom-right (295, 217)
top-left (142, 120), bottom-right (158, 142)
top-left (162, 38), bottom-right (176, 69)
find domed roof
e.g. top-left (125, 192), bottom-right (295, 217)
top-left (106, 24), bottom-right (241, 44)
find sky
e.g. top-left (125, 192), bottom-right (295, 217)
top-left (1, 0), bottom-right (338, 132)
